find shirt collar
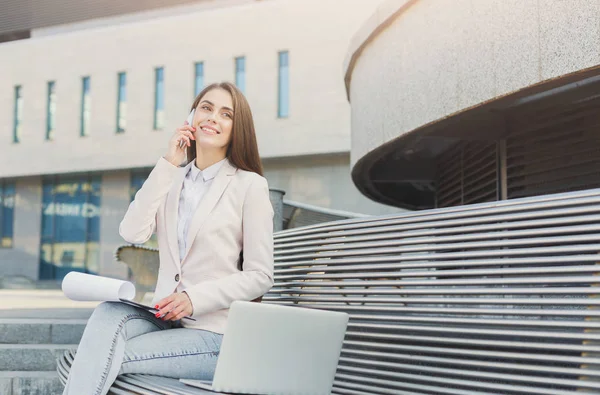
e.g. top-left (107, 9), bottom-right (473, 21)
top-left (189, 158), bottom-right (227, 182)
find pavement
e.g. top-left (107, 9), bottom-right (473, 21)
top-left (0, 289), bottom-right (99, 319)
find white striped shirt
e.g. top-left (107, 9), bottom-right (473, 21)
top-left (177, 158), bottom-right (226, 260)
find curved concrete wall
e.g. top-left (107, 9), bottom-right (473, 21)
top-left (345, 0), bottom-right (600, 168)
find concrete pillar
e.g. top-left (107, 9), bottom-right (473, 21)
top-left (269, 188), bottom-right (286, 232)
top-left (99, 171), bottom-right (130, 279)
top-left (0, 177), bottom-right (42, 281)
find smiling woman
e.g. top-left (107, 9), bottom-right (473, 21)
top-left (62, 81), bottom-right (274, 395)
top-left (185, 82), bottom-right (263, 176)
top-left (179, 89), bottom-right (233, 167)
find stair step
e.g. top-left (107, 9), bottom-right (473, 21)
top-left (0, 344), bottom-right (77, 371)
top-left (0, 319), bottom-right (87, 344)
top-left (0, 371), bottom-right (63, 395)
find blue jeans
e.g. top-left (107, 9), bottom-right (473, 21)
top-left (62, 301), bottom-right (223, 395)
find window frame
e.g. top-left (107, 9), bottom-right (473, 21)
top-left (194, 62), bottom-right (204, 97)
top-left (13, 85), bottom-right (22, 143)
top-left (46, 81), bottom-right (56, 140)
top-left (116, 72), bottom-right (127, 133)
top-left (235, 56), bottom-right (246, 94)
top-left (278, 51), bottom-right (290, 118)
top-left (153, 66), bottom-right (165, 130)
top-left (80, 76), bottom-right (91, 137)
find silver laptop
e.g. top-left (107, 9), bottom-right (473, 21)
top-left (180, 301), bottom-right (349, 395)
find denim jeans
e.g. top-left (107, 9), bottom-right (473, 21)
top-left (62, 301), bottom-right (223, 395)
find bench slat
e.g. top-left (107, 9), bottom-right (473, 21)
top-left (274, 254), bottom-right (600, 272)
top-left (342, 331), bottom-right (600, 352)
top-left (269, 286), bottom-right (600, 295)
top-left (275, 223), bottom-right (600, 253)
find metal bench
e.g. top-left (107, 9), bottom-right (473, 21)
top-left (58, 188), bottom-right (600, 394)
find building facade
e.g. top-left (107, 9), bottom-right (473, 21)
top-left (345, 0), bottom-right (600, 210)
top-left (0, 0), bottom-right (398, 282)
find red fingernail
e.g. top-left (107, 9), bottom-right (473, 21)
top-left (154, 305), bottom-right (159, 309)
top-left (155, 313), bottom-right (160, 318)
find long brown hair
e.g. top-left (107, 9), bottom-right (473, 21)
top-left (187, 82), bottom-right (264, 176)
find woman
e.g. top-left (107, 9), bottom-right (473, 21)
top-left (62, 82), bottom-right (275, 395)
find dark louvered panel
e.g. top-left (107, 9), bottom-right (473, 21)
top-left (436, 141), bottom-right (497, 208)
top-left (506, 106), bottom-right (600, 199)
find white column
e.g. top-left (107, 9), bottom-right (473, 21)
top-left (0, 176), bottom-right (42, 281)
top-left (99, 171), bottom-right (130, 279)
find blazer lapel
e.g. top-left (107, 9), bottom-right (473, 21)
top-left (182, 159), bottom-right (237, 262)
top-left (165, 161), bottom-right (193, 265)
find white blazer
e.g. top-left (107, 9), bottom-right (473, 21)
top-left (119, 157), bottom-right (275, 334)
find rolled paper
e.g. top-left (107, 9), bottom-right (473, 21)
top-left (62, 272), bottom-right (136, 302)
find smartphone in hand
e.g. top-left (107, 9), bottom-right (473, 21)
top-left (179, 109), bottom-right (196, 149)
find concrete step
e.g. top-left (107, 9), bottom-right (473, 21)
top-left (0, 371), bottom-right (64, 395)
top-left (0, 319), bottom-right (87, 344)
top-left (0, 308), bottom-right (95, 320)
top-left (0, 344), bottom-right (77, 371)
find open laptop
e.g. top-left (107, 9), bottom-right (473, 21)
top-left (180, 301), bottom-right (349, 395)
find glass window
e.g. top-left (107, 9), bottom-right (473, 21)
top-left (117, 72), bottom-right (127, 133)
top-left (81, 76), bottom-right (91, 136)
top-left (46, 81), bottom-right (56, 140)
top-left (13, 85), bottom-right (22, 143)
top-left (0, 182), bottom-right (15, 248)
top-left (194, 62), bottom-right (204, 97)
top-left (235, 56), bottom-right (246, 94)
top-left (39, 175), bottom-right (102, 280)
top-left (154, 67), bottom-right (165, 130)
top-left (278, 51), bottom-right (289, 118)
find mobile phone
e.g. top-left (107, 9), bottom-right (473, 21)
top-left (179, 109), bottom-right (195, 149)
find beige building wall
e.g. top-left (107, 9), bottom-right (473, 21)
top-left (0, 0), bottom-right (384, 177)
top-left (0, 0), bottom-right (402, 281)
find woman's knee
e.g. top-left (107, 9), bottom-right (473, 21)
top-left (90, 301), bottom-right (137, 322)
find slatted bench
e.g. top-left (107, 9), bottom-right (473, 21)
top-left (58, 189), bottom-right (600, 394)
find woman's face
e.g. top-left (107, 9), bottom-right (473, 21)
top-left (191, 88), bottom-right (234, 152)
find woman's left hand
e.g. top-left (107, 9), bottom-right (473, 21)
top-left (155, 292), bottom-right (193, 321)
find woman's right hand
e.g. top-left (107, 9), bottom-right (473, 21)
top-left (164, 122), bottom-right (196, 166)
